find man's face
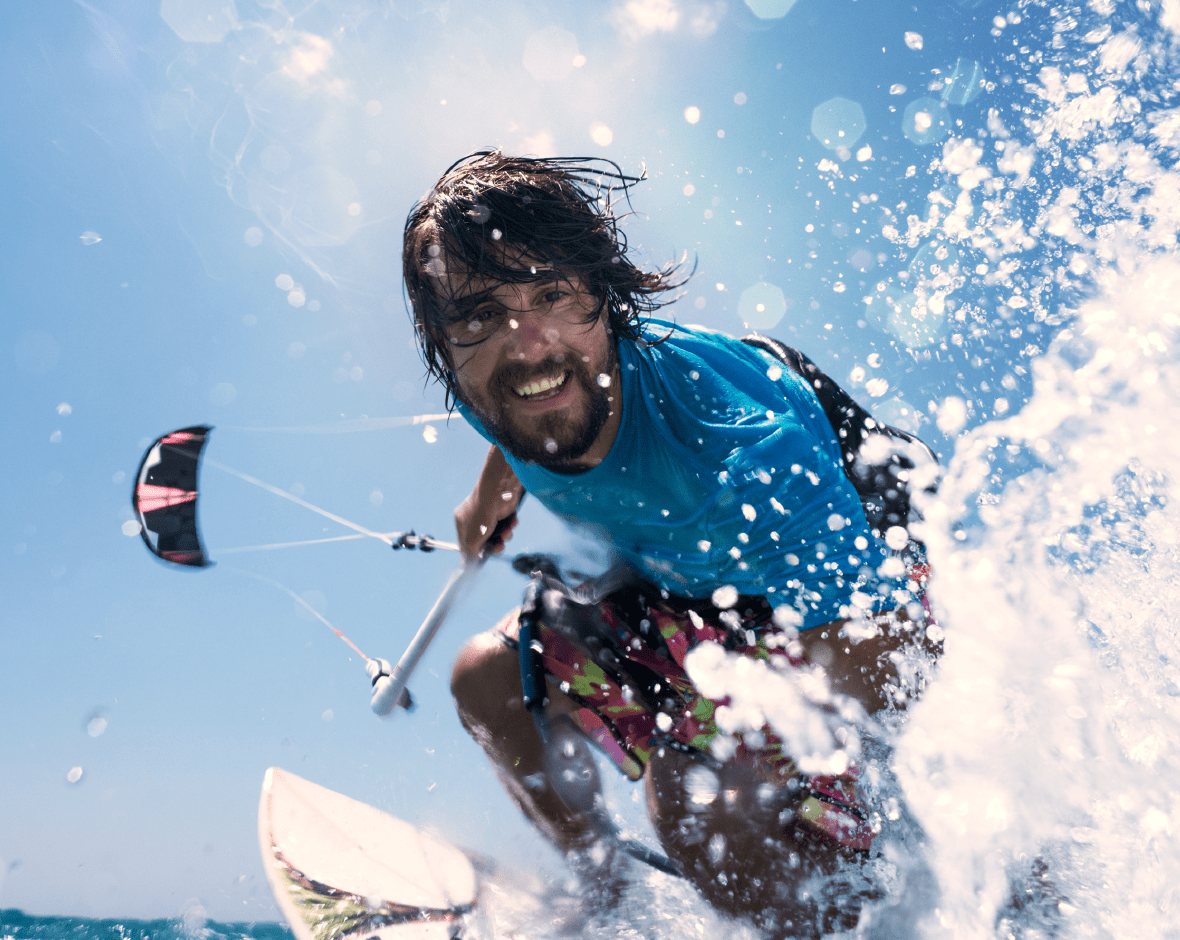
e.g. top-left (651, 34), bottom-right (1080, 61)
top-left (439, 256), bottom-right (619, 467)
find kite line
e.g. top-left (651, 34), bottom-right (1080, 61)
top-left (204, 459), bottom-right (460, 554)
top-left (225, 567), bottom-right (370, 662)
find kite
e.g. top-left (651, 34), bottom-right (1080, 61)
top-left (132, 425), bottom-right (213, 568)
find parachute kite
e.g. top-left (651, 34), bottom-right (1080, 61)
top-left (132, 425), bottom-right (213, 568)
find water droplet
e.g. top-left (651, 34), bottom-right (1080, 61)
top-left (712, 585), bottom-right (739, 609)
top-left (590, 122), bottom-right (613, 147)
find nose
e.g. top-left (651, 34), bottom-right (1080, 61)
top-left (503, 292), bottom-right (560, 362)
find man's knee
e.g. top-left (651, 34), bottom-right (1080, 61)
top-left (450, 627), bottom-right (525, 730)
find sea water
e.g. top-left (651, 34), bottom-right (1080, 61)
top-left (0, 908), bottom-right (290, 940)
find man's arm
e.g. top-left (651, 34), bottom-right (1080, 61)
top-left (455, 445), bottom-right (525, 558)
top-left (796, 608), bottom-right (942, 714)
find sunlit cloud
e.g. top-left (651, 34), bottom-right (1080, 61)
top-left (520, 128), bottom-right (558, 157)
top-left (689, 1), bottom-right (727, 36)
top-left (612, 0), bottom-right (680, 38)
top-left (282, 32), bottom-right (346, 97)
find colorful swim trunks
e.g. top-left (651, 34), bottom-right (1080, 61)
top-left (497, 573), bottom-right (934, 853)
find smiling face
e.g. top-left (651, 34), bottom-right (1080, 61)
top-left (440, 257), bottom-right (621, 469)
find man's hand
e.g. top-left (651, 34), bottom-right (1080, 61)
top-left (455, 446), bottom-right (524, 558)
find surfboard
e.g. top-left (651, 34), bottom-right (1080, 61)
top-left (258, 767), bottom-right (479, 940)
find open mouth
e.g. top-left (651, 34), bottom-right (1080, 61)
top-left (513, 371), bottom-right (569, 402)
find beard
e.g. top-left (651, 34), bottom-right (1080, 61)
top-left (455, 345), bottom-right (616, 469)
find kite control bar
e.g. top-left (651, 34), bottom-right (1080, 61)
top-left (370, 508), bottom-right (520, 717)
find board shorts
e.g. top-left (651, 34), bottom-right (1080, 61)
top-left (498, 565), bottom-right (933, 854)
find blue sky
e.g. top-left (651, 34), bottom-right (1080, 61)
top-left (2, 0), bottom-right (1015, 919)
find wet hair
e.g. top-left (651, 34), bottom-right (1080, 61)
top-left (402, 151), bottom-right (688, 399)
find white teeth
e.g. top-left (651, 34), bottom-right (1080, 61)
top-left (515, 373), bottom-right (567, 398)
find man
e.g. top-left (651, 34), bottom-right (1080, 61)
top-left (400, 152), bottom-right (938, 937)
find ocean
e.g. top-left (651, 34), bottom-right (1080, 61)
top-left (0, 909), bottom-right (290, 940)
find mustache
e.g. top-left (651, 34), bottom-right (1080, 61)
top-left (492, 356), bottom-right (582, 392)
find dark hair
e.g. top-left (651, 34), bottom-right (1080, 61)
top-left (402, 151), bottom-right (688, 399)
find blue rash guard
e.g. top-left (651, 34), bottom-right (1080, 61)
top-left (458, 321), bottom-right (902, 630)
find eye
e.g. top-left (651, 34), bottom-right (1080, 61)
top-left (543, 287), bottom-right (567, 304)
top-left (448, 305), bottom-right (505, 344)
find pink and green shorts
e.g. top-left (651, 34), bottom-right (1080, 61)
top-left (496, 575), bottom-right (933, 853)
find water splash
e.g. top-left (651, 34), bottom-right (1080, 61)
top-left (906, 257), bottom-right (1180, 938)
top-left (890, 2), bottom-right (1180, 935)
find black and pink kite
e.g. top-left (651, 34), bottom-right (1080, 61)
top-left (132, 425), bottom-right (213, 568)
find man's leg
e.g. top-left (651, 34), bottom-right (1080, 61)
top-left (450, 625), bottom-right (605, 854)
top-left (645, 746), bottom-right (860, 939)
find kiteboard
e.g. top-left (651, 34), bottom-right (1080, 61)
top-left (258, 767), bottom-right (483, 940)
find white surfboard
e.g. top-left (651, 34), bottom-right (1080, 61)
top-left (258, 767), bottom-right (479, 940)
